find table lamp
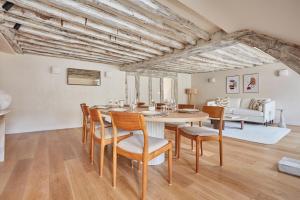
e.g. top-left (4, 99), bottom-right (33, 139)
top-left (185, 88), bottom-right (198, 104)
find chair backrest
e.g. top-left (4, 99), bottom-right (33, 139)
top-left (137, 102), bottom-right (145, 107)
top-left (89, 108), bottom-right (105, 138)
top-left (178, 104), bottom-right (195, 109)
top-left (110, 112), bottom-right (149, 154)
top-left (202, 106), bottom-right (224, 132)
top-left (155, 103), bottom-right (165, 109)
top-left (80, 103), bottom-right (90, 122)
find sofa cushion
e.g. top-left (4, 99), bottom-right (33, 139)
top-left (233, 108), bottom-right (264, 117)
top-left (240, 98), bottom-right (252, 109)
top-left (224, 107), bottom-right (234, 114)
top-left (229, 98), bottom-right (241, 108)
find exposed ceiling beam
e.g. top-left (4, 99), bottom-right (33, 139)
top-left (39, 0), bottom-right (185, 49)
top-left (126, 0), bottom-right (210, 40)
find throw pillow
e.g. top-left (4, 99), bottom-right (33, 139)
top-left (248, 99), bottom-right (266, 111)
top-left (215, 97), bottom-right (230, 107)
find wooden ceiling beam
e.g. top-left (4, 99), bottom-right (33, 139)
top-left (126, 0), bottom-right (210, 40)
top-left (1, 20), bottom-right (151, 60)
top-left (83, 0), bottom-right (197, 45)
top-left (6, 0), bottom-right (172, 53)
top-left (38, 0), bottom-right (184, 49)
top-left (16, 33), bottom-right (141, 62)
top-left (121, 30), bottom-right (245, 71)
top-left (23, 49), bottom-right (123, 65)
top-left (1, 10), bottom-right (161, 56)
top-left (20, 44), bottom-right (127, 64)
top-left (17, 37), bottom-right (139, 63)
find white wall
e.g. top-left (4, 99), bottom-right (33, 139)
top-left (0, 53), bottom-right (125, 134)
top-left (0, 53), bottom-right (191, 133)
top-left (191, 63), bottom-right (300, 125)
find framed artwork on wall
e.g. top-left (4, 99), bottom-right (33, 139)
top-left (226, 75), bottom-right (240, 94)
top-left (243, 73), bottom-right (259, 93)
top-left (67, 68), bottom-right (101, 86)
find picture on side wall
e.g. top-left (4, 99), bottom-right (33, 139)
top-left (226, 75), bottom-right (240, 94)
top-left (243, 73), bottom-right (259, 93)
top-left (67, 68), bottom-right (101, 86)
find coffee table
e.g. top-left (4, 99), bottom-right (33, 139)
top-left (211, 115), bottom-right (248, 130)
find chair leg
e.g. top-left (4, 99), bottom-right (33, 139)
top-left (141, 161), bottom-right (148, 200)
top-left (219, 140), bottom-right (223, 166)
top-left (137, 161), bottom-right (141, 172)
top-left (90, 136), bottom-right (94, 164)
top-left (195, 138), bottom-right (200, 173)
top-left (99, 143), bottom-right (105, 177)
top-left (112, 144), bottom-right (117, 188)
top-left (82, 124), bottom-right (86, 143)
top-left (168, 146), bottom-right (172, 185)
top-left (175, 128), bottom-right (179, 158)
top-left (177, 133), bottom-right (181, 159)
top-left (200, 140), bottom-right (203, 156)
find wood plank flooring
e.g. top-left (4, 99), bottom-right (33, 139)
top-left (0, 126), bottom-right (300, 200)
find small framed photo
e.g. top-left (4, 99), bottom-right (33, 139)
top-left (243, 73), bottom-right (259, 93)
top-left (226, 75), bottom-right (240, 94)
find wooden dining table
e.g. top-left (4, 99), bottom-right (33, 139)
top-left (96, 106), bottom-right (209, 165)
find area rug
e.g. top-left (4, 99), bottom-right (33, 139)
top-left (222, 122), bottom-right (291, 144)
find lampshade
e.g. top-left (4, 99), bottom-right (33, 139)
top-left (185, 88), bottom-right (198, 95)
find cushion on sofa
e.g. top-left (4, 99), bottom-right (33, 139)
top-left (233, 108), bottom-right (264, 117)
top-left (229, 98), bottom-right (241, 108)
top-left (240, 98), bottom-right (252, 109)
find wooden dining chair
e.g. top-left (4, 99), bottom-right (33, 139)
top-left (177, 106), bottom-right (224, 173)
top-left (89, 108), bottom-right (132, 177)
top-left (165, 104), bottom-right (195, 157)
top-left (110, 112), bottom-right (172, 200)
top-left (137, 102), bottom-right (146, 107)
top-left (80, 103), bottom-right (90, 144)
top-left (155, 103), bottom-right (165, 109)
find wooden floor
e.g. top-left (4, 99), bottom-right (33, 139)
top-left (1, 126), bottom-right (300, 200)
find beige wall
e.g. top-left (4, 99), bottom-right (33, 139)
top-left (191, 63), bottom-right (300, 125)
top-left (0, 53), bottom-right (191, 133)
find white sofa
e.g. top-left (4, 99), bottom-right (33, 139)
top-left (207, 98), bottom-right (276, 124)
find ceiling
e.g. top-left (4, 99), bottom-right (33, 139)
top-left (0, 0), bottom-right (298, 73)
top-left (177, 0), bottom-right (300, 46)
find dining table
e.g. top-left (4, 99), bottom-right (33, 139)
top-left (95, 106), bottom-right (209, 165)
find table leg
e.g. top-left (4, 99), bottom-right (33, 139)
top-left (146, 121), bottom-right (165, 165)
top-left (0, 116), bottom-right (5, 162)
top-left (241, 120), bottom-right (244, 129)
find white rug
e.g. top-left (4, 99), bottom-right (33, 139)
top-left (221, 122), bottom-right (291, 144)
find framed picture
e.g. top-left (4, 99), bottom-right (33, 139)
top-left (226, 75), bottom-right (240, 94)
top-left (67, 68), bottom-right (101, 86)
top-left (243, 73), bottom-right (259, 93)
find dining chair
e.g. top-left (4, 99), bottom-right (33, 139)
top-left (110, 112), bottom-right (172, 200)
top-left (80, 103), bottom-right (90, 144)
top-left (89, 108), bottom-right (132, 177)
top-left (177, 106), bottom-right (224, 173)
top-left (155, 103), bottom-right (165, 109)
top-left (137, 102), bottom-right (146, 107)
top-left (165, 104), bottom-right (195, 157)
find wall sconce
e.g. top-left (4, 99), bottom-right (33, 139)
top-left (50, 66), bottom-right (61, 74)
top-left (277, 69), bottom-right (289, 77)
top-left (208, 77), bottom-right (216, 83)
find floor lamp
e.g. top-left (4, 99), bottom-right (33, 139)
top-left (185, 88), bottom-right (198, 104)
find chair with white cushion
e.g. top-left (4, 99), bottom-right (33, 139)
top-left (110, 112), bottom-right (172, 200)
top-left (165, 104), bottom-right (195, 157)
top-left (89, 108), bottom-right (132, 177)
top-left (178, 106), bottom-right (224, 173)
